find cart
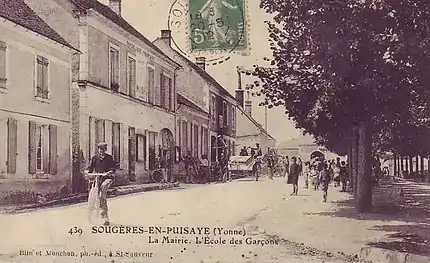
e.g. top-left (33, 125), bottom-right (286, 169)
top-left (229, 155), bottom-right (255, 179)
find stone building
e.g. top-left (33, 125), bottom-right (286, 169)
top-left (276, 134), bottom-right (343, 162)
top-left (0, 0), bottom-right (78, 203)
top-left (25, 0), bottom-right (181, 188)
top-left (154, 30), bottom-right (236, 164)
top-left (153, 30), bottom-right (210, 162)
top-left (234, 89), bottom-right (276, 155)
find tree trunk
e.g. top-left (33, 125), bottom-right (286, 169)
top-left (351, 127), bottom-right (359, 198)
top-left (415, 156), bottom-right (419, 176)
top-left (397, 156), bottom-right (401, 177)
top-left (356, 124), bottom-right (373, 213)
top-left (420, 156), bottom-right (424, 181)
top-left (393, 154), bottom-right (397, 178)
top-left (400, 157), bottom-right (404, 177)
top-left (409, 156), bottom-right (413, 176)
top-left (348, 143), bottom-right (353, 191)
top-left (427, 157), bottom-right (430, 183)
top-left (405, 157), bottom-right (409, 176)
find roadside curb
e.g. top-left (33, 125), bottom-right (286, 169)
top-left (2, 182), bottom-right (180, 213)
top-left (360, 246), bottom-right (430, 263)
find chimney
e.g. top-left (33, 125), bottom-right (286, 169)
top-left (236, 68), bottom-right (244, 107)
top-left (160, 30), bottom-right (172, 47)
top-left (236, 90), bottom-right (244, 108)
top-left (196, 57), bottom-right (206, 71)
top-left (109, 0), bottom-right (122, 16)
top-left (244, 91), bottom-right (252, 116)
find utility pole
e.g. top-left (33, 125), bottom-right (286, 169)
top-left (265, 105), bottom-right (268, 132)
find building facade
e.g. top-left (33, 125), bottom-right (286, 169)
top-left (234, 89), bottom-right (276, 155)
top-left (276, 135), bottom-right (343, 162)
top-left (0, 0), bottom-right (77, 203)
top-left (153, 31), bottom-right (210, 162)
top-left (209, 78), bottom-right (237, 163)
top-left (26, 0), bottom-right (181, 189)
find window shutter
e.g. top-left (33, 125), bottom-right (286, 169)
top-left (43, 57), bottom-right (49, 92)
top-left (128, 127), bottom-right (136, 175)
top-left (0, 42), bottom-right (6, 85)
top-left (131, 59), bottom-right (136, 98)
top-left (49, 125), bottom-right (57, 175)
top-left (43, 126), bottom-right (49, 174)
top-left (7, 118), bottom-right (17, 174)
top-left (28, 121), bottom-right (37, 174)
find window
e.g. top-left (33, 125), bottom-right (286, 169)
top-left (95, 119), bottom-right (105, 146)
top-left (0, 41), bottom-right (6, 90)
top-left (28, 121), bottom-right (57, 175)
top-left (109, 45), bottom-right (120, 91)
top-left (127, 55), bottom-right (136, 97)
top-left (160, 74), bottom-right (166, 108)
top-left (147, 67), bottom-right (155, 104)
top-left (232, 106), bottom-right (236, 131)
top-left (112, 122), bottom-right (121, 164)
top-left (194, 124), bottom-right (198, 157)
top-left (160, 74), bottom-right (173, 110)
top-left (148, 131), bottom-right (157, 170)
top-left (36, 125), bottom-right (44, 171)
top-left (136, 60), bottom-right (146, 100)
top-left (136, 134), bottom-right (146, 163)
top-left (6, 118), bottom-right (17, 174)
top-left (182, 120), bottom-right (188, 154)
top-left (36, 56), bottom-right (49, 99)
top-left (223, 101), bottom-right (228, 126)
top-left (211, 95), bottom-right (216, 123)
top-left (168, 77), bottom-right (173, 111)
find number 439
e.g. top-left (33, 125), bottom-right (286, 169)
top-left (68, 226), bottom-right (83, 235)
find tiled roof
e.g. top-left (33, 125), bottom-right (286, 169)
top-left (177, 94), bottom-right (208, 115)
top-left (0, 0), bottom-right (75, 50)
top-left (153, 38), bottom-right (237, 102)
top-left (73, 0), bottom-right (180, 67)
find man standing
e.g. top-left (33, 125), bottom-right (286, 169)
top-left (184, 151), bottom-right (194, 183)
top-left (239, 147), bottom-right (248, 156)
top-left (321, 164), bottom-right (331, 202)
top-left (159, 153), bottom-right (168, 184)
top-left (267, 153), bottom-right (274, 180)
top-left (200, 154), bottom-right (209, 183)
top-left (288, 157), bottom-right (300, 195)
top-left (340, 161), bottom-right (348, 192)
top-left (86, 142), bottom-right (116, 226)
top-left (283, 156), bottom-right (290, 178)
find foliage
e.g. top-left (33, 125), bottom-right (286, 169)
top-left (247, 0), bottom-right (430, 156)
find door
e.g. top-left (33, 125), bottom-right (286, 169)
top-left (128, 127), bottom-right (136, 181)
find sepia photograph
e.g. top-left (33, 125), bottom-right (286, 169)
top-left (0, 0), bottom-right (429, 262)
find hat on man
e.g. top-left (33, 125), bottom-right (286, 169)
top-left (97, 142), bottom-right (108, 150)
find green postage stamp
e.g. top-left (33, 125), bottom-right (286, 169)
top-left (188, 0), bottom-right (248, 52)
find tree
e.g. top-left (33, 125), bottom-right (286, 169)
top-left (249, 0), bottom-right (430, 212)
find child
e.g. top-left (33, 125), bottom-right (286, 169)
top-left (310, 166), bottom-right (319, 190)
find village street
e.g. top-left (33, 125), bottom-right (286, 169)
top-left (0, 176), bottom-right (368, 263)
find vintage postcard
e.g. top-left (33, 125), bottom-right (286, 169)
top-left (0, 0), bottom-right (429, 262)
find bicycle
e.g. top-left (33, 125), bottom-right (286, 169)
top-left (84, 172), bottom-right (108, 223)
top-left (151, 169), bottom-right (164, 183)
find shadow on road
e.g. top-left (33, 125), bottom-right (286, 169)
top-left (304, 179), bottom-right (430, 256)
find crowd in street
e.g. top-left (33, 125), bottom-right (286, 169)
top-left (262, 154), bottom-right (350, 202)
top-left (84, 141), bottom-right (385, 226)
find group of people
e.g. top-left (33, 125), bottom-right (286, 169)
top-left (84, 142), bottom-right (352, 225)
top-left (303, 158), bottom-right (348, 202)
top-left (265, 154), bottom-right (349, 202)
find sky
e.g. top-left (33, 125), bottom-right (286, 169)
top-left (99, 0), bottom-right (304, 144)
